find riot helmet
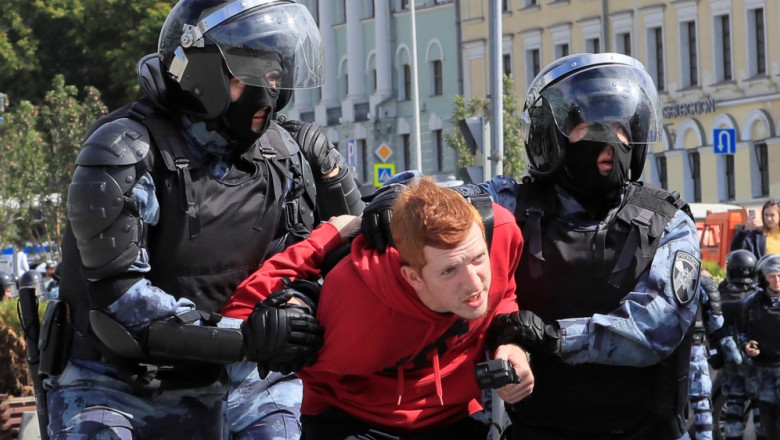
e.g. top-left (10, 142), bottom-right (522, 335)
top-left (19, 270), bottom-right (45, 295)
top-left (0, 271), bottom-right (17, 299)
top-left (521, 53), bottom-right (662, 200)
top-left (156, 0), bottom-right (324, 142)
top-left (725, 249), bottom-right (757, 287)
top-left (756, 254), bottom-right (780, 289)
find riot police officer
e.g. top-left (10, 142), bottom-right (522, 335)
top-left (738, 254), bottom-right (780, 440)
top-left (719, 250), bottom-right (765, 440)
top-left (0, 271), bottom-right (16, 300)
top-left (48, 1), bottom-right (362, 439)
top-left (360, 53), bottom-right (700, 439)
top-left (478, 53), bottom-right (701, 440)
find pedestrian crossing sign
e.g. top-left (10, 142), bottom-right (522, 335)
top-left (374, 163), bottom-right (396, 187)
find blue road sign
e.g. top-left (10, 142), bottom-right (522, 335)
top-left (345, 138), bottom-right (356, 167)
top-left (713, 128), bottom-right (736, 155)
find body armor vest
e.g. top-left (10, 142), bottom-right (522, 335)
top-left (60, 98), bottom-right (289, 337)
top-left (510, 180), bottom-right (692, 435)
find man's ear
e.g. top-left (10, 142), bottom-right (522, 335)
top-left (400, 265), bottom-right (424, 291)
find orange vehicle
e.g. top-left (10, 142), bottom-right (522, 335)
top-left (691, 203), bottom-right (749, 268)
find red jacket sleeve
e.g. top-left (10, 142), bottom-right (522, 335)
top-left (221, 222), bottom-right (347, 320)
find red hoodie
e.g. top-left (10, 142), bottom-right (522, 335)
top-left (222, 203), bottom-right (523, 433)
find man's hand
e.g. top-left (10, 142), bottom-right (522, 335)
top-left (242, 289), bottom-right (324, 377)
top-left (487, 310), bottom-right (560, 357)
top-left (494, 344), bottom-right (534, 404)
top-left (280, 119), bottom-right (340, 178)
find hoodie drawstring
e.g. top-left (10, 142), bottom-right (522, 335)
top-left (395, 354), bottom-right (444, 407)
top-left (433, 353), bottom-right (444, 406)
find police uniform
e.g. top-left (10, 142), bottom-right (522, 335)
top-left (45, 2), bottom-right (363, 439)
top-left (479, 53), bottom-right (700, 440)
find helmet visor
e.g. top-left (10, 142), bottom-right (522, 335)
top-left (206, 3), bottom-right (324, 89)
top-left (536, 65), bottom-right (662, 145)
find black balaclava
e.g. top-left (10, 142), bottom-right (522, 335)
top-left (556, 123), bottom-right (632, 215)
top-left (220, 85), bottom-right (279, 153)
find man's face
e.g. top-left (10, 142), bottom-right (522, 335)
top-left (568, 122), bottom-right (631, 177)
top-left (401, 222), bottom-right (491, 320)
top-left (229, 77), bottom-right (276, 133)
top-left (765, 272), bottom-right (780, 293)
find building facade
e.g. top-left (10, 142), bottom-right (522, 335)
top-left (286, 0), bottom-right (461, 187)
top-left (460, 0), bottom-right (780, 207)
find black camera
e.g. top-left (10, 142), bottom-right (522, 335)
top-left (474, 359), bottom-right (520, 390)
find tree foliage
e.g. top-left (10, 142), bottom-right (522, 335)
top-left (0, 76), bottom-right (107, 251)
top-left (444, 75), bottom-right (527, 180)
top-left (0, 0), bottom-right (175, 110)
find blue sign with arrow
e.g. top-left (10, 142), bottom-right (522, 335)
top-left (713, 128), bottom-right (736, 155)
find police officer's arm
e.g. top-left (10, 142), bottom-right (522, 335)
top-left (556, 210), bottom-right (701, 366)
top-left (280, 119), bottom-right (365, 218)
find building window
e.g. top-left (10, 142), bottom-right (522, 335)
top-left (400, 0), bottom-right (409, 10)
top-left (756, 142), bottom-right (769, 196)
top-left (432, 60), bottom-right (443, 96)
top-left (750, 8), bottom-right (766, 76)
top-left (402, 134), bottom-right (411, 170)
top-left (503, 53), bottom-right (512, 77)
top-left (617, 32), bottom-right (631, 56)
top-left (403, 64), bottom-right (411, 101)
top-left (649, 27), bottom-right (665, 91)
top-left (715, 15), bottom-right (732, 81)
top-left (524, 0), bottom-right (537, 6)
top-left (689, 151), bottom-right (701, 202)
top-left (502, 0), bottom-right (511, 12)
top-left (555, 43), bottom-right (569, 59)
top-left (681, 21), bottom-right (698, 87)
top-left (372, 68), bottom-right (378, 92)
top-left (586, 38), bottom-right (600, 53)
top-left (726, 155), bottom-right (735, 200)
top-left (526, 48), bottom-right (541, 87)
top-left (656, 155), bottom-right (667, 190)
top-left (434, 129), bottom-right (444, 172)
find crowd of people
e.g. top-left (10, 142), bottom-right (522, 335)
top-left (9, 1), bottom-right (779, 439)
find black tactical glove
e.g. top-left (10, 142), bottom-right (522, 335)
top-left (360, 183), bottom-right (406, 253)
top-left (486, 310), bottom-right (560, 357)
top-left (280, 119), bottom-right (340, 178)
top-left (242, 288), bottom-right (324, 377)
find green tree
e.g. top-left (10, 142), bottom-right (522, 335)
top-left (38, 75), bottom-right (108, 242)
top-left (0, 77), bottom-right (107, 253)
top-left (0, 100), bottom-right (47, 247)
top-left (0, 0), bottom-right (174, 110)
top-left (445, 75), bottom-right (527, 181)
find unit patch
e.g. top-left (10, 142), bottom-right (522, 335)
top-left (671, 251), bottom-right (700, 305)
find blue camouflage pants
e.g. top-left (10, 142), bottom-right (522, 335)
top-left (226, 360), bottom-right (302, 440)
top-left (46, 359), bottom-right (229, 440)
top-left (755, 366), bottom-right (780, 440)
top-left (722, 362), bottom-right (765, 440)
top-left (689, 343), bottom-right (713, 440)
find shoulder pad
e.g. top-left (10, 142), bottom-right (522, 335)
top-left (77, 118), bottom-right (151, 167)
top-left (261, 122), bottom-right (301, 160)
